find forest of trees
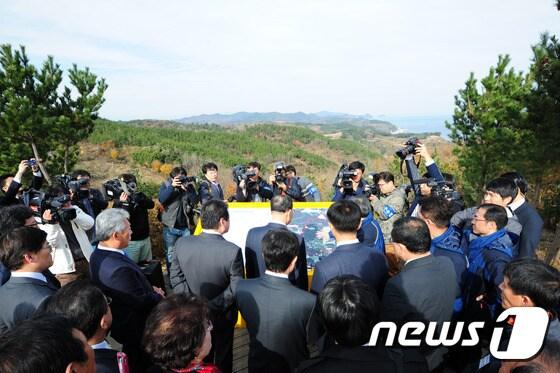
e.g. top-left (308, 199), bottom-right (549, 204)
top-left (446, 33), bottom-right (560, 225)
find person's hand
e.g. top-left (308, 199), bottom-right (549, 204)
top-left (153, 286), bottom-right (166, 297)
top-left (172, 176), bottom-right (183, 188)
top-left (42, 209), bottom-right (53, 222)
top-left (277, 182), bottom-right (287, 192)
top-left (268, 175), bottom-right (275, 184)
top-left (368, 194), bottom-right (377, 201)
top-left (16, 160), bottom-right (29, 176)
top-left (415, 143), bottom-right (433, 163)
top-left (119, 192), bottom-right (129, 202)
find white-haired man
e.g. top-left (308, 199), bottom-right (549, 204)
top-left (89, 208), bottom-right (164, 371)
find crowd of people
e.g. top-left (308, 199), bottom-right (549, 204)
top-left (0, 147), bottom-right (558, 373)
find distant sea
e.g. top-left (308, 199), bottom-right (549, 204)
top-left (379, 115), bottom-right (452, 139)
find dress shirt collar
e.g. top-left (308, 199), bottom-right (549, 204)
top-left (91, 340), bottom-right (112, 350)
top-left (405, 253), bottom-right (430, 266)
top-left (10, 271), bottom-right (47, 283)
top-left (202, 229), bottom-right (222, 236)
top-left (509, 197), bottom-right (525, 212)
top-left (336, 239), bottom-right (360, 247)
top-left (265, 270), bottom-right (289, 279)
top-left (97, 244), bottom-right (125, 255)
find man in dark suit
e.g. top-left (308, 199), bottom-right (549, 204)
top-left (310, 200), bottom-right (388, 296)
top-left (0, 226), bottom-right (57, 333)
top-left (90, 208), bottom-right (164, 371)
top-left (199, 162), bottom-right (225, 204)
top-left (171, 200), bottom-right (244, 373)
top-left (381, 217), bottom-right (459, 371)
top-left (298, 276), bottom-right (428, 373)
top-left (237, 229), bottom-right (315, 373)
top-left (245, 195), bottom-right (308, 290)
top-left (44, 279), bottom-right (125, 373)
top-left (501, 171), bottom-right (544, 258)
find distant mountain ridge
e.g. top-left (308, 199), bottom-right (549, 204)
top-left (176, 111), bottom-right (398, 133)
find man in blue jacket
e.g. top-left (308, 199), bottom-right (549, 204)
top-left (463, 204), bottom-right (513, 320)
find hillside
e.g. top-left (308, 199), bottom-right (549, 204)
top-left (81, 119), bottom-right (455, 199)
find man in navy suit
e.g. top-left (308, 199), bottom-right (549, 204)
top-left (501, 172), bottom-right (544, 258)
top-left (310, 200), bottom-right (388, 296)
top-left (0, 226), bottom-right (57, 333)
top-left (90, 208), bottom-right (164, 372)
top-left (245, 195), bottom-right (308, 290)
top-left (45, 279), bottom-right (125, 373)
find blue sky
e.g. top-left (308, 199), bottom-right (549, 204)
top-left (1, 1), bottom-right (559, 121)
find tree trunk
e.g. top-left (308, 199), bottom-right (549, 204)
top-left (534, 175), bottom-right (543, 208)
top-left (64, 144), bottom-right (69, 174)
top-left (30, 141), bottom-right (51, 185)
top-left (545, 221), bottom-right (560, 266)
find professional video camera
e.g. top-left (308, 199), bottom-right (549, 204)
top-left (395, 137), bottom-right (421, 160)
top-left (274, 161), bottom-right (286, 184)
top-left (232, 165), bottom-right (257, 191)
top-left (54, 174), bottom-right (89, 199)
top-left (333, 164), bottom-right (359, 195)
top-left (42, 194), bottom-right (77, 224)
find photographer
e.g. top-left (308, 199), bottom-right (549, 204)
top-left (38, 184), bottom-right (94, 285)
top-left (0, 159), bottom-right (43, 207)
top-left (408, 143), bottom-right (445, 216)
top-left (113, 173), bottom-right (155, 263)
top-left (268, 162), bottom-right (303, 200)
top-left (235, 161), bottom-right (273, 202)
top-left (198, 162), bottom-right (226, 204)
top-left (158, 166), bottom-right (198, 270)
top-left (286, 165), bottom-right (321, 202)
top-left (332, 161), bottom-right (368, 201)
top-left (369, 172), bottom-right (407, 243)
top-left (70, 169), bottom-right (108, 242)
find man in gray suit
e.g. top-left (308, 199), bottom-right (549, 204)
top-left (0, 226), bottom-right (58, 333)
top-left (237, 229), bottom-right (315, 373)
top-left (245, 195), bottom-right (308, 290)
top-left (170, 200), bottom-right (244, 373)
top-left (381, 217), bottom-right (459, 371)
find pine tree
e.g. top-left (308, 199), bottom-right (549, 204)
top-left (445, 55), bottom-right (531, 204)
top-left (0, 44), bottom-right (106, 180)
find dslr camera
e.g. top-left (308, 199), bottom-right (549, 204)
top-left (274, 161), bottom-right (286, 184)
top-left (395, 137), bottom-right (421, 159)
top-left (44, 194), bottom-right (77, 224)
top-left (364, 172), bottom-right (380, 198)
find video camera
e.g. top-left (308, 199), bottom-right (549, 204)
top-left (55, 174), bottom-right (90, 199)
top-left (412, 178), bottom-right (462, 203)
top-left (274, 161), bottom-right (286, 184)
top-left (232, 165), bottom-right (257, 191)
top-left (395, 137), bottom-right (420, 160)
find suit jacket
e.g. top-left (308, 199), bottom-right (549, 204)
top-left (513, 200), bottom-right (544, 258)
top-left (89, 248), bottom-right (162, 346)
top-left (170, 233), bottom-right (244, 323)
top-left (0, 276), bottom-right (57, 333)
top-left (199, 179), bottom-right (225, 205)
top-left (381, 255), bottom-right (458, 370)
top-left (310, 242), bottom-right (388, 296)
top-left (94, 348), bottom-right (121, 373)
top-left (245, 222), bottom-right (308, 290)
top-left (296, 345), bottom-right (428, 373)
top-left (236, 274), bottom-right (316, 373)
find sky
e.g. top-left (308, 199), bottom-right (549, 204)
top-left (1, 1), bottom-right (559, 121)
